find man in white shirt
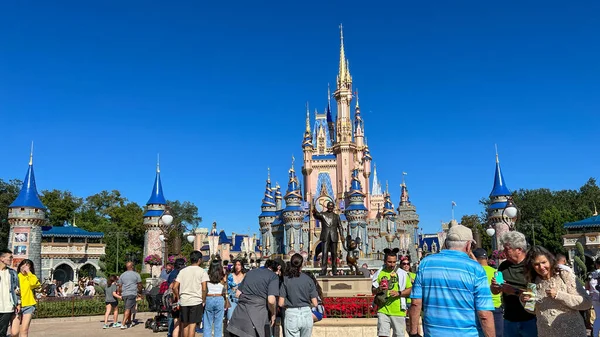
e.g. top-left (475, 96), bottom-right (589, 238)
top-left (173, 250), bottom-right (209, 337)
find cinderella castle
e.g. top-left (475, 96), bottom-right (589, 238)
top-left (258, 27), bottom-right (420, 264)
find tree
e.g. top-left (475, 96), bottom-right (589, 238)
top-left (40, 189), bottom-right (83, 227)
top-left (0, 179), bottom-right (21, 249)
top-left (460, 214), bottom-right (492, 253)
top-left (78, 190), bottom-right (144, 274)
top-left (164, 200), bottom-right (202, 255)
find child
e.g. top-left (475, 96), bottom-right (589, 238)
top-left (104, 275), bottom-right (122, 328)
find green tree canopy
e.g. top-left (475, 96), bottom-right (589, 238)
top-left (0, 179), bottom-right (21, 249)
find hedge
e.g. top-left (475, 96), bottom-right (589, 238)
top-left (35, 297), bottom-right (150, 319)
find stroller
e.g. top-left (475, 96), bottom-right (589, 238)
top-left (144, 284), bottom-right (170, 333)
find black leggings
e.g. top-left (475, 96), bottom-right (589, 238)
top-left (0, 312), bottom-right (12, 336)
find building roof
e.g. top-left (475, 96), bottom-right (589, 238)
top-left (42, 226), bottom-right (104, 238)
top-left (490, 155), bottom-right (511, 197)
top-left (564, 215), bottom-right (600, 229)
top-left (147, 169), bottom-right (167, 205)
top-left (10, 163), bottom-right (46, 209)
top-left (143, 209), bottom-right (165, 217)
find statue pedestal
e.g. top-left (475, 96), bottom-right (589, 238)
top-left (317, 275), bottom-right (373, 297)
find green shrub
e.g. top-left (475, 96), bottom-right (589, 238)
top-left (36, 297), bottom-right (149, 319)
top-left (140, 273), bottom-right (152, 284)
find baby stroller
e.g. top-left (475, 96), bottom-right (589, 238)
top-left (144, 285), bottom-right (170, 333)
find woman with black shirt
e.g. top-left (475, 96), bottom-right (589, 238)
top-left (278, 254), bottom-right (318, 337)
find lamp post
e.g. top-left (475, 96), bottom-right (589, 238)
top-left (158, 208), bottom-right (175, 266)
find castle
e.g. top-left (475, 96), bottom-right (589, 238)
top-left (258, 27), bottom-right (420, 263)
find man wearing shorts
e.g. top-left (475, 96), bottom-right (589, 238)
top-left (173, 251), bottom-right (209, 337)
top-left (118, 261), bottom-right (142, 330)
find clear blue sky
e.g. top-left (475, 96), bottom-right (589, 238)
top-left (1, 1), bottom-right (598, 236)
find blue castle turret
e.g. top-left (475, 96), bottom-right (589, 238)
top-left (382, 184), bottom-right (397, 220)
top-left (345, 168), bottom-right (368, 252)
top-left (486, 150), bottom-right (513, 250)
top-left (143, 157), bottom-right (168, 274)
top-left (259, 169), bottom-right (277, 256)
top-left (8, 146), bottom-right (47, 278)
top-left (282, 159), bottom-right (306, 254)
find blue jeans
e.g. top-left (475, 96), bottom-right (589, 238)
top-left (203, 296), bottom-right (225, 337)
top-left (493, 308), bottom-right (504, 337)
top-left (227, 298), bottom-right (238, 321)
top-left (284, 307), bottom-right (313, 337)
top-left (504, 318), bottom-right (537, 337)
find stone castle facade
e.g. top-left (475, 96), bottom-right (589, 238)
top-left (258, 28), bottom-right (420, 263)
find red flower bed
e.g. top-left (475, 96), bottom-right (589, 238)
top-left (322, 296), bottom-right (377, 318)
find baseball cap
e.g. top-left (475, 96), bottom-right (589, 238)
top-left (473, 248), bottom-right (488, 259)
top-left (446, 225), bottom-right (475, 243)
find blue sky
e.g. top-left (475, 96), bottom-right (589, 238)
top-left (1, 1), bottom-right (599, 236)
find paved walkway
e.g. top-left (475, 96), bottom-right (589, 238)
top-left (28, 313), bottom-right (188, 337)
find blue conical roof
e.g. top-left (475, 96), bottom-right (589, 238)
top-left (490, 156), bottom-right (511, 197)
top-left (147, 170), bottom-right (166, 205)
top-left (10, 163), bottom-right (46, 209)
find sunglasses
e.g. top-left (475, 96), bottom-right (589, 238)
top-left (401, 262), bottom-right (410, 265)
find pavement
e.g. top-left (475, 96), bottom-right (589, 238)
top-left (28, 312), bottom-right (187, 337)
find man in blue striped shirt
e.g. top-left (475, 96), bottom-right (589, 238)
top-left (408, 225), bottom-right (495, 337)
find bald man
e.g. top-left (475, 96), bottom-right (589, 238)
top-left (117, 261), bottom-right (142, 329)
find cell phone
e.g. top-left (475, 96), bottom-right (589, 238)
top-left (494, 271), bottom-right (504, 285)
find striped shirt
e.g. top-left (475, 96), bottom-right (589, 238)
top-left (411, 250), bottom-right (494, 337)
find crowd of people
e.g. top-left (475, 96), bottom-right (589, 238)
top-left (4, 224), bottom-right (600, 337)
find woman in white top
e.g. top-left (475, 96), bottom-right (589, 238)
top-left (203, 259), bottom-right (227, 337)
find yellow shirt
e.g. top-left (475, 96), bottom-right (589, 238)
top-left (19, 273), bottom-right (40, 307)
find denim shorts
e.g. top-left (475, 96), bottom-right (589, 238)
top-left (21, 305), bottom-right (35, 315)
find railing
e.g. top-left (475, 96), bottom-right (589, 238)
top-left (36, 296), bottom-right (149, 318)
top-left (323, 296), bottom-right (376, 318)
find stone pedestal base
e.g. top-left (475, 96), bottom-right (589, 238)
top-left (317, 276), bottom-right (373, 297)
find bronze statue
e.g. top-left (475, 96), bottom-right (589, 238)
top-left (345, 237), bottom-right (360, 275)
top-left (313, 201), bottom-right (344, 276)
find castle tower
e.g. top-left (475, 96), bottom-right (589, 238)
top-left (282, 159), bottom-right (306, 255)
top-left (326, 84), bottom-right (335, 144)
top-left (397, 174), bottom-right (420, 257)
top-left (275, 183), bottom-right (283, 211)
top-left (486, 151), bottom-right (513, 250)
top-left (344, 167), bottom-right (368, 253)
top-left (8, 145), bottom-right (47, 277)
top-left (258, 169), bottom-right (277, 257)
top-left (302, 103), bottom-right (314, 202)
top-left (333, 24), bottom-right (355, 200)
top-left (369, 164), bottom-right (385, 219)
top-left (142, 158), bottom-right (167, 274)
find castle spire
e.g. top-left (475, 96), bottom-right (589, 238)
top-left (490, 146), bottom-right (511, 197)
top-left (10, 145), bottom-right (46, 209)
top-left (261, 168), bottom-right (276, 207)
top-left (372, 164), bottom-right (382, 195)
top-left (147, 158), bottom-right (167, 205)
top-left (305, 102), bottom-right (310, 133)
top-left (29, 141), bottom-right (34, 166)
top-left (336, 24), bottom-right (352, 89)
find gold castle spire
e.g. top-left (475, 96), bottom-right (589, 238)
top-left (355, 89), bottom-right (360, 109)
top-left (337, 24), bottom-right (352, 88)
